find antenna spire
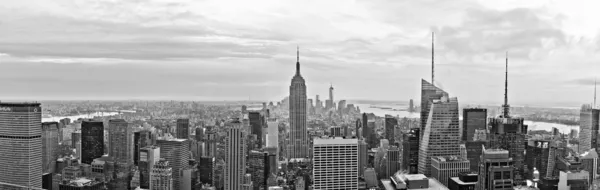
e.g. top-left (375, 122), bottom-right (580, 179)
top-left (295, 46), bottom-right (300, 75)
top-left (595, 78), bottom-right (597, 108)
top-left (502, 51), bottom-right (510, 118)
top-left (432, 32), bottom-right (435, 85)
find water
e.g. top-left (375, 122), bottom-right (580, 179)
top-left (355, 103), bottom-right (578, 133)
top-left (42, 112), bottom-right (120, 122)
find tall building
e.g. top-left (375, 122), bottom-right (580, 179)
top-left (287, 47), bottom-right (309, 160)
top-left (151, 159), bottom-right (173, 190)
top-left (266, 119), bottom-right (278, 148)
top-left (420, 79), bottom-right (448, 137)
top-left (329, 126), bottom-right (342, 137)
top-left (0, 102), bottom-right (42, 189)
top-left (139, 146), bottom-right (160, 189)
top-left (313, 137), bottom-right (359, 189)
top-left (579, 104), bottom-right (599, 153)
top-left (198, 156), bottom-right (215, 185)
top-left (249, 111), bottom-right (264, 148)
top-left (465, 141), bottom-right (486, 173)
top-left (462, 108), bottom-right (487, 141)
top-left (487, 55), bottom-right (528, 183)
top-left (176, 118), bottom-right (190, 139)
top-left (358, 139), bottom-right (367, 176)
top-left (476, 148), bottom-right (513, 190)
top-left (42, 122), bottom-right (60, 174)
top-left (431, 156), bottom-right (470, 187)
top-left (248, 150), bottom-right (269, 190)
top-left (580, 149), bottom-right (598, 185)
top-left (402, 128), bottom-right (420, 174)
top-left (525, 140), bottom-right (552, 179)
top-left (418, 94), bottom-right (461, 176)
top-left (134, 130), bottom-right (152, 166)
top-left (205, 128), bottom-right (217, 158)
top-left (385, 115), bottom-right (397, 145)
top-left (81, 120), bottom-right (104, 165)
top-left (195, 127), bottom-right (204, 142)
top-left (224, 119), bottom-right (247, 190)
top-left (386, 145), bottom-right (401, 179)
top-left (109, 119), bottom-right (133, 165)
top-left (157, 138), bottom-right (189, 190)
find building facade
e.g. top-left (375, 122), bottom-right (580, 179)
top-left (81, 120), bottom-right (104, 165)
top-left (462, 108), bottom-right (487, 142)
top-left (476, 148), bottom-right (513, 190)
top-left (579, 104), bottom-right (599, 153)
top-left (385, 115), bottom-right (397, 145)
top-left (431, 156), bottom-right (470, 187)
top-left (312, 138), bottom-right (359, 189)
top-left (224, 120), bottom-right (247, 190)
top-left (157, 138), bottom-right (189, 190)
top-left (176, 118), bottom-right (190, 139)
top-left (287, 49), bottom-right (309, 160)
top-left (140, 146), bottom-right (160, 189)
top-left (42, 122), bottom-right (60, 174)
top-left (151, 159), bottom-right (173, 190)
top-left (402, 128), bottom-right (420, 174)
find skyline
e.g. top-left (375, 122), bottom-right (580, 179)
top-left (1, 0), bottom-right (600, 107)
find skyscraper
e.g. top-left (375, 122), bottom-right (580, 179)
top-left (462, 108), bottom-right (487, 142)
top-left (109, 119), bottom-right (133, 165)
top-left (176, 118), bottom-right (189, 139)
top-left (313, 137), bottom-right (359, 189)
top-left (418, 94), bottom-right (461, 176)
top-left (402, 128), bottom-right (420, 174)
top-left (81, 120), bottom-right (104, 165)
top-left (151, 159), bottom-right (173, 190)
top-left (476, 148), bottom-right (514, 190)
top-left (225, 119), bottom-right (247, 190)
top-left (287, 47), bottom-right (309, 160)
top-left (248, 150), bottom-right (269, 190)
top-left (386, 145), bottom-right (401, 178)
top-left (198, 156), bottom-right (215, 185)
top-left (157, 138), bottom-right (189, 190)
top-left (249, 111), bottom-right (264, 148)
top-left (206, 128), bottom-right (217, 158)
top-left (329, 84), bottom-right (334, 110)
top-left (420, 79), bottom-right (447, 137)
top-left (134, 130), bottom-right (152, 166)
top-left (385, 115), bottom-right (397, 145)
top-left (42, 121), bottom-right (60, 174)
top-left (0, 102), bottom-right (42, 189)
top-left (140, 146), bottom-right (160, 189)
top-left (488, 55), bottom-right (528, 183)
top-left (579, 104), bottom-right (599, 153)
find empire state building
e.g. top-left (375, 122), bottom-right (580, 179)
top-left (287, 47), bottom-right (309, 160)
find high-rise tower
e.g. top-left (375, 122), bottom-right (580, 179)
top-left (81, 120), bottom-right (104, 165)
top-left (287, 47), bottom-right (309, 160)
top-left (224, 119), bottom-right (247, 190)
top-left (0, 102), bottom-right (42, 189)
top-left (329, 84), bottom-right (334, 110)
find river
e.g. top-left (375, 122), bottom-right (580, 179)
top-left (42, 112), bottom-right (120, 122)
top-left (355, 103), bottom-right (579, 133)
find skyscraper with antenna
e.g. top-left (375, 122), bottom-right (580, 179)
top-left (579, 77), bottom-right (600, 153)
top-left (488, 52), bottom-right (528, 184)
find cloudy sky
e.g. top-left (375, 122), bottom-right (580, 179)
top-left (1, 0), bottom-right (599, 106)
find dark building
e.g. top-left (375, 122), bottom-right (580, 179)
top-left (249, 111), bottom-right (264, 148)
top-left (42, 122), bottom-right (60, 174)
top-left (134, 130), bottom-right (151, 166)
top-left (176, 118), bottom-right (190, 139)
top-left (385, 115), bottom-right (397, 145)
top-left (402, 128), bottom-right (420, 174)
top-left (248, 150), bottom-right (269, 190)
top-left (462, 108), bottom-right (487, 142)
top-left (465, 141), bottom-right (486, 172)
top-left (81, 120), bottom-right (104, 165)
top-left (448, 173), bottom-right (477, 190)
top-left (362, 113), bottom-right (368, 140)
top-left (43, 173), bottom-right (53, 190)
top-left (525, 140), bottom-right (551, 179)
top-left (199, 156), bottom-right (215, 185)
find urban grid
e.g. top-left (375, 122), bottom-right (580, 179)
top-left (0, 1), bottom-right (599, 190)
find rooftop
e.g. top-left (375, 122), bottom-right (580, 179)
top-left (0, 102), bottom-right (41, 107)
top-left (314, 137), bottom-right (358, 145)
top-left (449, 177), bottom-right (477, 185)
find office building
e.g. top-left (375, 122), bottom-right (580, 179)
top-left (386, 145), bottom-right (401, 179)
top-left (157, 138), bottom-right (189, 190)
top-left (579, 104), bottom-right (599, 153)
top-left (380, 173), bottom-right (449, 190)
top-left (558, 170), bottom-right (589, 190)
top-left (418, 94), bottom-right (461, 176)
top-left (205, 129), bottom-right (217, 158)
top-left (329, 126), bottom-right (342, 137)
top-left (134, 130), bottom-right (152, 166)
top-left (140, 146), bottom-right (160, 189)
top-left (195, 127), bottom-right (204, 142)
top-left (580, 149), bottom-right (598, 185)
top-left (248, 150), bottom-right (269, 190)
top-left (448, 173), bottom-right (478, 190)
top-left (476, 148), bottom-right (513, 190)
top-left (431, 156), bottom-right (470, 187)
top-left (385, 115), bottom-right (397, 145)
top-left (420, 79), bottom-right (448, 136)
top-left (287, 48), bottom-right (309, 160)
top-left (81, 120), bottom-right (104, 165)
top-left (462, 108), bottom-right (487, 141)
top-left (199, 156), bottom-right (215, 185)
top-left (249, 111), bottom-right (264, 148)
top-left (176, 118), bottom-right (190, 139)
top-left (525, 140), bottom-right (552, 179)
top-left (359, 139), bottom-right (367, 176)
top-left (0, 102), bottom-right (42, 189)
top-left (42, 122), bottom-right (60, 174)
top-left (402, 128), bottom-right (420, 174)
top-left (109, 119), bottom-right (133, 165)
top-left (58, 178), bottom-right (104, 190)
top-left (224, 119), bottom-right (247, 190)
top-left (465, 141), bottom-right (486, 172)
top-left (313, 137), bottom-right (359, 189)
top-left (151, 159), bottom-right (173, 190)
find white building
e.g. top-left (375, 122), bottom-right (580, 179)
top-left (313, 137), bottom-right (359, 189)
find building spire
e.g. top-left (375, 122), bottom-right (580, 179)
top-left (502, 51), bottom-right (510, 118)
top-left (595, 77), bottom-right (597, 108)
top-left (432, 32), bottom-right (435, 85)
top-left (296, 46), bottom-right (300, 75)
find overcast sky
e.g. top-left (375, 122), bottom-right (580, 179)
top-left (1, 0), bottom-right (599, 106)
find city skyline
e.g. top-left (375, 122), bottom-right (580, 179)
top-left (1, 0), bottom-right (600, 107)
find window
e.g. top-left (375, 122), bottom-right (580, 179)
top-left (494, 172), bottom-right (502, 179)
